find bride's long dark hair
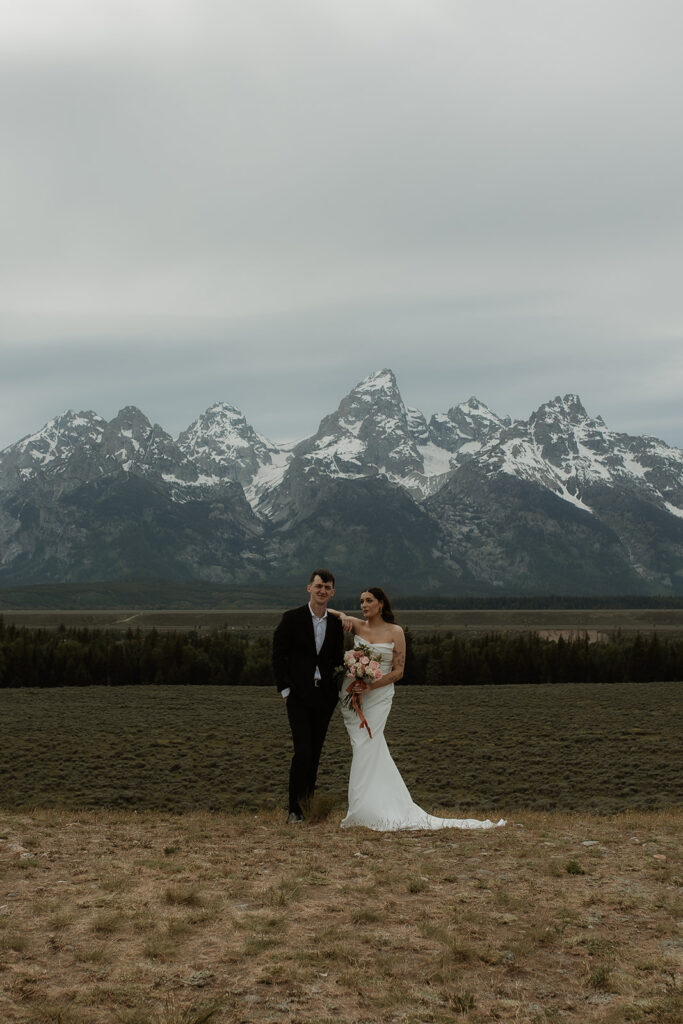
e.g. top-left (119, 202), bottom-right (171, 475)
top-left (365, 587), bottom-right (396, 623)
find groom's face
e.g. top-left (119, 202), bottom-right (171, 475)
top-left (307, 575), bottom-right (335, 608)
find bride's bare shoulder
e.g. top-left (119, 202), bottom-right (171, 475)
top-left (364, 623), bottom-right (403, 643)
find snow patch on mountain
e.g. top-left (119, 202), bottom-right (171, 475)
top-left (664, 501), bottom-right (683, 519)
top-left (417, 442), bottom-right (454, 478)
top-left (244, 448), bottom-right (295, 506)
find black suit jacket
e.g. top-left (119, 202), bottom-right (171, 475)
top-left (272, 605), bottom-right (345, 705)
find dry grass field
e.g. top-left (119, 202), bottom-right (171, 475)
top-left (1, 617), bottom-right (681, 1023)
top-left (0, 807), bottom-right (680, 1024)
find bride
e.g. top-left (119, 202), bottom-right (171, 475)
top-left (330, 588), bottom-right (506, 832)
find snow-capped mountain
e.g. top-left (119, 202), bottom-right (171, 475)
top-left (0, 406), bottom-right (199, 491)
top-left (471, 394), bottom-right (683, 518)
top-left (0, 404), bottom-right (265, 584)
top-left (176, 402), bottom-right (292, 507)
top-left (1, 369), bottom-right (681, 593)
top-left (427, 394), bottom-right (683, 593)
top-left (0, 410), bottom-right (108, 490)
top-left (292, 368), bottom-right (423, 478)
top-left (273, 369), bottom-right (504, 502)
top-left (100, 406), bottom-right (201, 486)
top-left (428, 396), bottom-right (510, 456)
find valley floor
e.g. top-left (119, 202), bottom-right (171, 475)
top-left (2, 607), bottom-right (683, 635)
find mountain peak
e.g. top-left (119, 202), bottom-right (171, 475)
top-left (19, 409), bottom-right (105, 442)
top-left (203, 401), bottom-right (244, 419)
top-left (294, 367), bottom-right (423, 478)
top-left (428, 396), bottom-right (508, 453)
top-left (183, 402), bottom-right (252, 439)
top-left (1, 410), bottom-right (107, 476)
top-left (324, 369), bottom-right (407, 429)
top-left (106, 406), bottom-right (154, 433)
top-left (354, 368), bottom-right (398, 394)
top-left (452, 396), bottom-right (507, 423)
top-left (462, 396), bottom-right (488, 411)
top-left (177, 402), bottom-right (280, 490)
top-left (533, 394), bottom-right (591, 425)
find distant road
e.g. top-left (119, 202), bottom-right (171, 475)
top-left (2, 608), bottom-right (683, 636)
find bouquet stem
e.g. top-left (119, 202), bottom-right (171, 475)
top-left (346, 681), bottom-right (373, 738)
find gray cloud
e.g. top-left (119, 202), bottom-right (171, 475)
top-left (1, 0), bottom-right (682, 449)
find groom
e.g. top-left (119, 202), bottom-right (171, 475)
top-left (273, 568), bottom-right (345, 823)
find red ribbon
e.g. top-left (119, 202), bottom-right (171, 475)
top-left (346, 680), bottom-right (372, 739)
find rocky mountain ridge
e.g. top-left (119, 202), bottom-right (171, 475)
top-left (1, 369), bottom-right (681, 593)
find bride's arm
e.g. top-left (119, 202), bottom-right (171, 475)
top-left (368, 627), bottom-right (406, 689)
top-left (327, 608), bottom-right (360, 634)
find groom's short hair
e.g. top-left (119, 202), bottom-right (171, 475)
top-left (309, 568), bottom-right (335, 585)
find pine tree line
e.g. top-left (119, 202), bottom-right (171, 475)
top-left (403, 630), bottom-right (683, 685)
top-left (1, 619), bottom-right (682, 688)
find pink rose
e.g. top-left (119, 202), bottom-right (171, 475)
top-left (373, 668), bottom-right (383, 679)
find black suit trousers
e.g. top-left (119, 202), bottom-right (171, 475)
top-left (286, 691), bottom-right (337, 815)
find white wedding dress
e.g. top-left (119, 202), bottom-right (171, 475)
top-left (339, 639), bottom-right (506, 832)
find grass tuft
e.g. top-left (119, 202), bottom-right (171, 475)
top-left (408, 876), bottom-right (428, 893)
top-left (565, 858), bottom-right (586, 875)
top-left (153, 995), bottom-right (224, 1024)
top-left (587, 964), bottom-right (614, 991)
top-left (301, 792), bottom-right (339, 822)
top-left (449, 990), bottom-right (475, 1013)
top-left (164, 884), bottom-right (204, 907)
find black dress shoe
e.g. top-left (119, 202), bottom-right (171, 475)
top-left (286, 812), bottom-right (304, 824)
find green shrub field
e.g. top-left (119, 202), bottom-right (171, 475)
top-left (1, 681), bottom-right (679, 815)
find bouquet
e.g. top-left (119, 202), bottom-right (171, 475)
top-left (336, 644), bottom-right (383, 739)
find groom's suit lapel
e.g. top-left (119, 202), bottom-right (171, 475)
top-left (299, 605), bottom-right (317, 656)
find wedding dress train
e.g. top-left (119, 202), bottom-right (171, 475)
top-left (340, 640), bottom-right (506, 832)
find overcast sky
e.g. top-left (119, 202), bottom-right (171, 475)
top-left (2, 0), bottom-right (682, 450)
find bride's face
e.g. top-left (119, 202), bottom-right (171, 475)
top-left (360, 591), bottom-right (383, 618)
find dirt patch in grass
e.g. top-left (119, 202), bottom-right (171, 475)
top-left (0, 807), bottom-right (680, 1024)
